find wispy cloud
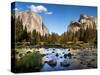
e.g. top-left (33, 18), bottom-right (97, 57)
top-left (45, 12), bottom-right (53, 15)
top-left (29, 5), bottom-right (47, 13)
top-left (29, 5), bottom-right (53, 15)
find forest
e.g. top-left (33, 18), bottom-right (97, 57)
top-left (12, 16), bottom-right (97, 48)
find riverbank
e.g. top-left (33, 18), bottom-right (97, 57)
top-left (13, 46), bottom-right (97, 72)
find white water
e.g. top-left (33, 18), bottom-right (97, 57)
top-left (38, 48), bottom-right (75, 71)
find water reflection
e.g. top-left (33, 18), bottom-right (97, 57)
top-left (40, 48), bottom-right (72, 71)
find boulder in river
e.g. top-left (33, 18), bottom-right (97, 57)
top-left (47, 59), bottom-right (57, 67)
top-left (60, 56), bottom-right (63, 58)
top-left (64, 54), bottom-right (67, 58)
top-left (56, 53), bottom-right (59, 57)
top-left (60, 60), bottom-right (70, 67)
top-left (53, 48), bottom-right (55, 50)
top-left (68, 49), bottom-right (70, 51)
top-left (67, 53), bottom-right (72, 59)
top-left (52, 51), bottom-right (55, 53)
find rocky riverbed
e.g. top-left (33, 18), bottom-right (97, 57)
top-left (38, 47), bottom-right (97, 71)
top-left (15, 47), bottom-right (97, 71)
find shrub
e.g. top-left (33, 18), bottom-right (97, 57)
top-left (15, 51), bottom-right (42, 73)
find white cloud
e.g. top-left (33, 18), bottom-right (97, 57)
top-left (29, 5), bottom-right (47, 13)
top-left (29, 5), bottom-right (53, 15)
top-left (45, 12), bottom-right (53, 15)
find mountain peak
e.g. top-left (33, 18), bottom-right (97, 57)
top-left (67, 14), bottom-right (97, 33)
top-left (14, 11), bottom-right (49, 36)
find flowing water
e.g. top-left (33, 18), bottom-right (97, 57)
top-left (38, 48), bottom-right (79, 71)
top-left (16, 47), bottom-right (97, 71)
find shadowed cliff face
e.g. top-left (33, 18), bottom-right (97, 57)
top-left (67, 14), bottom-right (97, 33)
top-left (14, 11), bottom-right (49, 36)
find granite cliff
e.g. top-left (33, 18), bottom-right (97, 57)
top-left (14, 11), bottom-right (49, 36)
top-left (67, 14), bottom-right (97, 33)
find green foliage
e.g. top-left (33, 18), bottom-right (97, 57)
top-left (60, 32), bottom-right (67, 44)
top-left (84, 27), bottom-right (97, 43)
top-left (50, 32), bottom-right (59, 44)
top-left (14, 16), bottom-right (97, 47)
top-left (31, 29), bottom-right (40, 45)
top-left (15, 16), bottom-right (24, 42)
top-left (15, 51), bottom-right (42, 72)
top-left (22, 26), bottom-right (28, 41)
top-left (15, 16), bottom-right (29, 43)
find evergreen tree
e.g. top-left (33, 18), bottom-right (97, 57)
top-left (31, 29), bottom-right (39, 45)
top-left (22, 26), bottom-right (28, 42)
top-left (15, 16), bottom-right (23, 42)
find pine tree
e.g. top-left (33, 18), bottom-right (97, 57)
top-left (22, 26), bottom-right (28, 42)
top-left (15, 16), bottom-right (23, 42)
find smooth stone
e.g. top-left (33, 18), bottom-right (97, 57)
top-left (60, 60), bottom-right (70, 67)
top-left (56, 53), bottom-right (59, 57)
top-left (47, 60), bottom-right (57, 67)
top-left (67, 53), bottom-right (72, 59)
top-left (64, 54), bottom-right (67, 58)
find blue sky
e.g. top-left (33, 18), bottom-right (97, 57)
top-left (11, 2), bottom-right (97, 35)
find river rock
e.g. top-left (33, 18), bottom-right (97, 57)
top-left (60, 60), bottom-right (70, 67)
top-left (56, 53), bottom-right (59, 57)
top-left (47, 59), bottom-right (57, 67)
top-left (67, 53), bottom-right (72, 59)
top-left (64, 54), bottom-right (67, 58)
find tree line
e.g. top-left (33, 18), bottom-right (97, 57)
top-left (12, 16), bottom-right (97, 46)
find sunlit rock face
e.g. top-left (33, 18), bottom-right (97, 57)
top-left (67, 21), bottom-right (81, 33)
top-left (79, 14), bottom-right (97, 29)
top-left (67, 14), bottom-right (97, 33)
top-left (15, 11), bottom-right (49, 36)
